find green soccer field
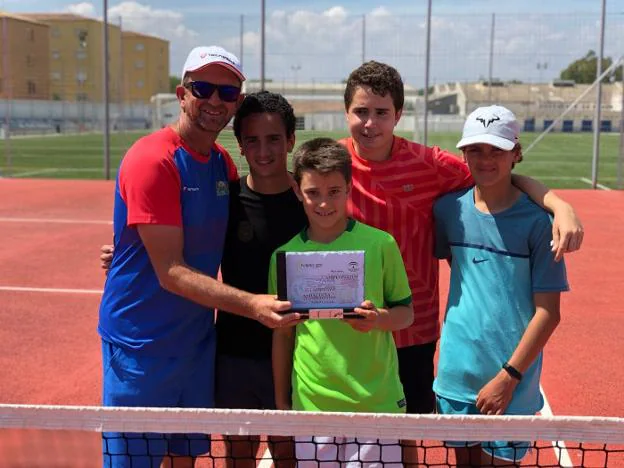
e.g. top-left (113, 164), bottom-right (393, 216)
top-left (0, 129), bottom-right (621, 189)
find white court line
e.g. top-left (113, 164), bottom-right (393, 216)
top-left (0, 286), bottom-right (102, 294)
top-left (11, 168), bottom-right (60, 178)
top-left (540, 385), bottom-right (574, 467)
top-left (579, 177), bottom-right (612, 191)
top-left (0, 217), bottom-right (112, 225)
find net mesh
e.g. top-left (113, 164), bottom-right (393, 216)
top-left (1, 404), bottom-right (623, 467)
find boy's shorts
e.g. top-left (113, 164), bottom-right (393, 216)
top-left (295, 436), bottom-right (402, 468)
top-left (214, 354), bottom-right (276, 409)
top-left (435, 395), bottom-right (531, 463)
top-left (102, 338), bottom-right (215, 468)
top-left (397, 342), bottom-right (436, 414)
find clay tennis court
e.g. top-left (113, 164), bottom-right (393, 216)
top-left (0, 179), bottom-right (623, 467)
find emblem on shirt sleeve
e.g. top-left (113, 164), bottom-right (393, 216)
top-left (216, 180), bottom-right (229, 197)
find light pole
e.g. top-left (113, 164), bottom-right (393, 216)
top-left (536, 62), bottom-right (548, 83)
top-left (103, 0), bottom-right (111, 180)
top-left (291, 64), bottom-right (301, 88)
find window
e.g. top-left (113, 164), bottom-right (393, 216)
top-left (134, 60), bottom-right (144, 69)
top-left (26, 55), bottom-right (32, 67)
top-left (27, 81), bottom-right (36, 95)
top-left (26, 28), bottom-right (35, 41)
top-left (135, 43), bottom-right (144, 51)
top-left (136, 80), bottom-right (144, 88)
top-left (76, 71), bottom-right (87, 83)
top-left (76, 93), bottom-right (89, 101)
top-left (76, 50), bottom-right (87, 60)
top-left (76, 29), bottom-right (88, 48)
top-left (51, 27), bottom-right (61, 38)
top-left (51, 71), bottom-right (61, 81)
top-left (52, 51), bottom-right (61, 60)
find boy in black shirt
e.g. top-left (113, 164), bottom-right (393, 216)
top-left (216, 91), bottom-right (306, 467)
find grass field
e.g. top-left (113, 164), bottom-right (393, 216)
top-left (1, 129), bottom-right (622, 189)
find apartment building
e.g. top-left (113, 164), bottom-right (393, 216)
top-left (24, 13), bottom-right (122, 103)
top-left (0, 11), bottom-right (50, 100)
top-left (122, 31), bottom-right (169, 103)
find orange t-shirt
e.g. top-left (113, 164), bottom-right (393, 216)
top-left (341, 136), bottom-right (473, 347)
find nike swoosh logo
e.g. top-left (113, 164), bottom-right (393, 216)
top-left (472, 258), bottom-right (488, 264)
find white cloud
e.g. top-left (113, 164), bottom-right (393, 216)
top-left (65, 2), bottom-right (96, 17)
top-left (108, 2), bottom-right (198, 42)
top-left (370, 6), bottom-right (391, 18)
top-left (323, 6), bottom-right (348, 22)
top-left (55, 4), bottom-right (620, 85)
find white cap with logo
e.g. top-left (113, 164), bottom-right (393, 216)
top-left (456, 105), bottom-right (519, 151)
top-left (181, 46), bottom-right (245, 82)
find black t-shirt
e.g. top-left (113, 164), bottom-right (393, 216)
top-left (216, 176), bottom-right (307, 359)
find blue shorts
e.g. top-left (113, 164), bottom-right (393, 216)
top-left (435, 395), bottom-right (531, 463)
top-left (102, 338), bottom-right (215, 468)
top-left (214, 354), bottom-right (276, 409)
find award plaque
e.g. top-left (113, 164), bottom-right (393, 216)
top-left (276, 250), bottom-right (365, 319)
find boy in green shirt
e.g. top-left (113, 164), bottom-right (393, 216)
top-left (270, 138), bottom-right (413, 467)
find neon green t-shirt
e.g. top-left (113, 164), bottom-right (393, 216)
top-left (268, 219), bottom-right (412, 413)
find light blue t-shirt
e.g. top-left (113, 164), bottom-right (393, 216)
top-left (433, 187), bottom-right (569, 414)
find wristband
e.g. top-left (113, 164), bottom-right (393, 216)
top-left (502, 362), bottom-right (523, 381)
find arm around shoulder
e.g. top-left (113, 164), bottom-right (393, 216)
top-left (511, 174), bottom-right (584, 260)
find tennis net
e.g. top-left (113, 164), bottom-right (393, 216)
top-left (1, 404), bottom-right (623, 467)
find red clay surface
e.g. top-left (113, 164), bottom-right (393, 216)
top-left (0, 180), bottom-right (623, 467)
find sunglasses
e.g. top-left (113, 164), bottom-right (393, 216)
top-left (183, 81), bottom-right (241, 102)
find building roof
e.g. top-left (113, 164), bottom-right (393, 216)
top-left (122, 30), bottom-right (168, 43)
top-left (458, 81), bottom-right (622, 106)
top-left (290, 100), bottom-right (345, 115)
top-left (23, 13), bottom-right (93, 22)
top-left (0, 10), bottom-right (49, 26)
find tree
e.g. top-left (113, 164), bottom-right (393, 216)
top-left (560, 50), bottom-right (622, 84)
top-left (169, 75), bottom-right (181, 93)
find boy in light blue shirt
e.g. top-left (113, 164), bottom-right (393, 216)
top-left (433, 105), bottom-right (569, 466)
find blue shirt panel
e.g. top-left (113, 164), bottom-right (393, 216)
top-left (98, 146), bottom-right (230, 356)
top-left (432, 187), bottom-right (569, 414)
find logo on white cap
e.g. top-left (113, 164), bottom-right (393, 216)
top-left (456, 105), bottom-right (519, 151)
top-left (182, 46), bottom-right (245, 82)
top-left (476, 115), bottom-right (500, 128)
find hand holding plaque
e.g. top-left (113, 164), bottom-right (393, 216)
top-left (276, 250), bottom-right (365, 319)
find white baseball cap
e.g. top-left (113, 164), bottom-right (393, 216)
top-left (456, 105), bottom-right (519, 151)
top-left (181, 46), bottom-right (245, 82)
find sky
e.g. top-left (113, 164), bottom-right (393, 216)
top-left (3, 0), bottom-right (624, 87)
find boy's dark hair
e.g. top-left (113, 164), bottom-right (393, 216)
top-left (292, 138), bottom-right (352, 185)
top-left (513, 143), bottom-right (523, 167)
top-left (233, 91), bottom-right (296, 141)
top-left (344, 61), bottom-right (404, 112)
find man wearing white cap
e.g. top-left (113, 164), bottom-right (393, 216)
top-left (98, 46), bottom-right (299, 468)
top-left (433, 105), bottom-right (569, 466)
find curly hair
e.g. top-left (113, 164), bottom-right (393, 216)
top-left (513, 143), bottom-right (523, 167)
top-left (233, 91), bottom-right (296, 141)
top-left (292, 138), bottom-right (352, 185)
top-left (344, 61), bottom-right (404, 112)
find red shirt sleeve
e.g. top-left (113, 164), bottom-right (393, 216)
top-left (118, 134), bottom-right (182, 227)
top-left (432, 146), bottom-right (474, 195)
